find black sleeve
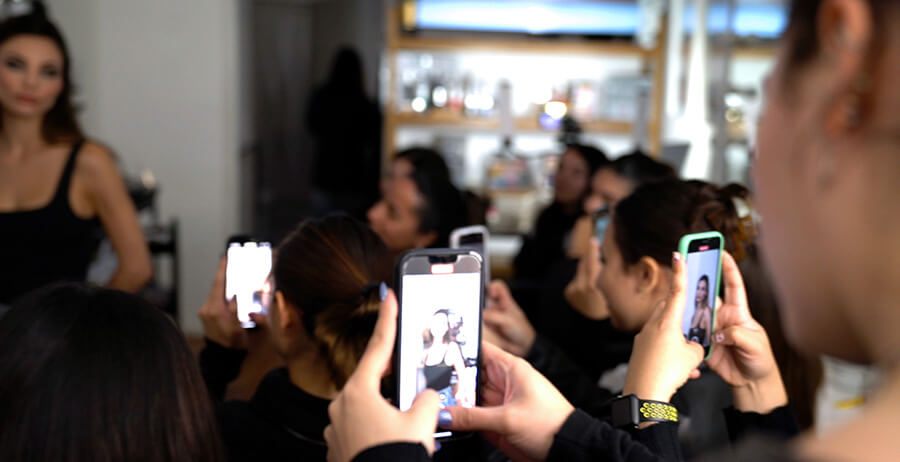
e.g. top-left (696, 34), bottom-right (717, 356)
top-left (352, 443), bottom-right (431, 462)
top-left (723, 404), bottom-right (800, 443)
top-left (548, 410), bottom-right (682, 462)
top-left (198, 339), bottom-right (248, 403)
top-left (526, 335), bottom-right (616, 418)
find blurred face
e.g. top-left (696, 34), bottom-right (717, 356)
top-left (430, 312), bottom-right (449, 339)
top-left (596, 221), bottom-right (658, 332)
top-left (380, 157), bottom-right (415, 196)
top-left (0, 35), bottom-right (64, 119)
top-left (591, 168), bottom-right (633, 208)
top-left (695, 278), bottom-right (708, 307)
top-left (368, 176), bottom-right (433, 252)
top-left (554, 149), bottom-right (590, 206)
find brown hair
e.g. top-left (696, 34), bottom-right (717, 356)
top-left (0, 3), bottom-right (84, 144)
top-left (273, 214), bottom-right (392, 389)
top-left (0, 284), bottom-right (224, 461)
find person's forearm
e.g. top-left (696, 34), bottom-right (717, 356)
top-left (106, 264), bottom-right (153, 293)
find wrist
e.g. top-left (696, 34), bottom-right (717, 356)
top-left (732, 369), bottom-right (788, 414)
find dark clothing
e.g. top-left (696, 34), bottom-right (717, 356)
top-left (200, 341), bottom-right (329, 461)
top-left (424, 363), bottom-right (454, 391)
top-left (534, 258), bottom-right (635, 381)
top-left (352, 404), bottom-right (800, 462)
top-left (199, 340), bottom-right (491, 462)
top-left (306, 84), bottom-right (381, 218)
top-left (0, 141), bottom-right (101, 304)
top-left (526, 335), bottom-right (616, 417)
top-left (513, 202), bottom-right (580, 281)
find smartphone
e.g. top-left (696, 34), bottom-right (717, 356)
top-left (449, 225), bottom-right (490, 286)
top-left (678, 231), bottom-right (724, 358)
top-left (225, 236), bottom-right (273, 329)
top-left (395, 249), bottom-right (484, 440)
top-left (591, 207), bottom-right (611, 242)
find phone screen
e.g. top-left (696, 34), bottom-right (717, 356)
top-left (592, 207), bottom-right (611, 242)
top-left (225, 241), bottom-right (273, 328)
top-left (397, 251), bottom-right (483, 439)
top-left (682, 237), bottom-right (721, 350)
top-left (457, 233), bottom-right (484, 258)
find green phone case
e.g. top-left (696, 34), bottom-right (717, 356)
top-left (677, 231), bottom-right (724, 359)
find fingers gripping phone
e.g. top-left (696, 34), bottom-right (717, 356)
top-left (225, 236), bottom-right (273, 329)
top-left (678, 231), bottom-right (724, 358)
top-left (395, 249), bottom-right (484, 440)
top-left (449, 225), bottom-right (490, 286)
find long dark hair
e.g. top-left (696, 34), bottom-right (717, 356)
top-left (0, 284), bottom-right (224, 462)
top-left (273, 214), bottom-right (393, 389)
top-left (696, 274), bottom-right (710, 308)
top-left (0, 2), bottom-right (83, 143)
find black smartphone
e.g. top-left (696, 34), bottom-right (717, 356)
top-left (395, 249), bottom-right (484, 440)
top-left (591, 207), bottom-right (611, 242)
top-left (225, 236), bottom-right (273, 329)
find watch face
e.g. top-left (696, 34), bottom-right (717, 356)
top-left (610, 395), bottom-right (640, 428)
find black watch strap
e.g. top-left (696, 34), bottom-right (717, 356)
top-left (610, 394), bottom-right (678, 428)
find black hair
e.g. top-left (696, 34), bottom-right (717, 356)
top-left (0, 284), bottom-right (224, 461)
top-left (697, 274), bottom-right (710, 307)
top-left (0, 2), bottom-right (83, 143)
top-left (612, 179), bottom-right (750, 267)
top-left (607, 150), bottom-right (677, 190)
top-left (395, 148), bottom-right (466, 247)
top-left (567, 143), bottom-right (610, 177)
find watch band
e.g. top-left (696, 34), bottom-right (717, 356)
top-left (610, 394), bottom-right (678, 428)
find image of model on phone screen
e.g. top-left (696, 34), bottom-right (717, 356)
top-left (418, 308), bottom-right (475, 408)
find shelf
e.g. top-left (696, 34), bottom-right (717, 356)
top-left (392, 35), bottom-right (652, 57)
top-left (391, 111), bottom-right (634, 134)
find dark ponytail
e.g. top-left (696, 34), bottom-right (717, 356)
top-left (273, 214), bottom-right (392, 389)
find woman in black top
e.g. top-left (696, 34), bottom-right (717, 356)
top-left (0, 4), bottom-right (151, 306)
top-left (325, 0), bottom-right (900, 460)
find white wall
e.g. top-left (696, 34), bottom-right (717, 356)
top-left (48, 0), bottom-right (241, 334)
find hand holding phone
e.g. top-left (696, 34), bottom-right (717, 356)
top-left (199, 258), bottom-right (249, 349)
top-left (395, 249), bottom-right (484, 440)
top-left (324, 289), bottom-right (442, 462)
top-left (705, 252), bottom-right (788, 413)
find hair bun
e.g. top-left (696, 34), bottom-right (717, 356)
top-left (693, 182), bottom-right (757, 261)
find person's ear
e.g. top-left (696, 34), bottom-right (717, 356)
top-left (818, 0), bottom-right (874, 136)
top-left (633, 256), bottom-right (662, 295)
top-left (415, 230), bottom-right (438, 249)
top-left (275, 290), bottom-right (300, 331)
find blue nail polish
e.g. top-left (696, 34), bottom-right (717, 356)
top-left (379, 282), bottom-right (388, 302)
top-left (435, 442), bottom-right (442, 452)
top-left (438, 410), bottom-right (452, 428)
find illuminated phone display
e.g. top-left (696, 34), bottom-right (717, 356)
top-left (225, 241), bottom-right (273, 329)
top-left (679, 232), bottom-right (724, 356)
top-left (396, 250), bottom-right (483, 440)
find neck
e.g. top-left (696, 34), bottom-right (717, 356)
top-left (285, 346), bottom-right (339, 400)
top-left (0, 113), bottom-right (45, 154)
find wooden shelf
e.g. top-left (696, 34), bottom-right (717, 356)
top-left (392, 35), bottom-right (651, 57)
top-left (391, 111), bottom-right (634, 134)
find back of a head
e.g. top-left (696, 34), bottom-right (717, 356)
top-left (612, 179), bottom-right (754, 268)
top-left (610, 150), bottom-right (677, 190)
top-left (0, 284), bottom-right (223, 462)
top-left (274, 215), bottom-right (393, 389)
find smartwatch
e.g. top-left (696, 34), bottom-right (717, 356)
top-left (610, 394), bottom-right (679, 428)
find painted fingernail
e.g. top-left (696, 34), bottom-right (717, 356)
top-left (672, 252), bottom-right (682, 263)
top-left (435, 441), bottom-right (442, 452)
top-left (715, 332), bottom-right (724, 343)
top-left (438, 410), bottom-right (452, 428)
top-left (379, 282), bottom-right (388, 302)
